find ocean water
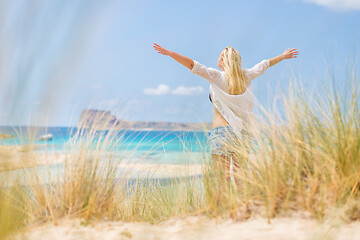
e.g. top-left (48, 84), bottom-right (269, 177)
top-left (0, 126), bottom-right (211, 165)
top-left (0, 126), bottom-right (265, 184)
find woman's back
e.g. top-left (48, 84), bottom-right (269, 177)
top-left (190, 59), bottom-right (270, 130)
top-left (153, 42), bottom-right (298, 138)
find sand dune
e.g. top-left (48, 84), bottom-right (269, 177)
top-left (16, 215), bottom-right (360, 240)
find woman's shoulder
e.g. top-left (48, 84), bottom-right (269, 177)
top-left (244, 60), bottom-right (270, 81)
top-left (216, 72), bottom-right (229, 90)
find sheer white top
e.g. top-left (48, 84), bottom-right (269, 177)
top-left (189, 59), bottom-right (270, 138)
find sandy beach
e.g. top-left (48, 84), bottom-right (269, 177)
top-left (0, 145), bottom-right (203, 174)
top-left (0, 145), bottom-right (67, 171)
top-left (2, 146), bottom-right (360, 240)
top-left (15, 215), bottom-right (360, 240)
top-left (0, 145), bottom-right (204, 187)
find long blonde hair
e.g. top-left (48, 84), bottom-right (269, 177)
top-left (221, 46), bottom-right (249, 95)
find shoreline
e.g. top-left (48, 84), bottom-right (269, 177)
top-left (0, 144), bottom-right (208, 171)
top-left (0, 148), bottom-right (205, 185)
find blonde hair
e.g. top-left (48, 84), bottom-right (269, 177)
top-left (221, 46), bottom-right (249, 95)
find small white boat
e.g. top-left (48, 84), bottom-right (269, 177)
top-left (39, 134), bottom-right (53, 141)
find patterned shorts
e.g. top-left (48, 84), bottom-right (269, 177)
top-left (209, 125), bottom-right (251, 157)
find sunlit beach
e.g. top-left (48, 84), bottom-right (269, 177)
top-left (1, 0), bottom-right (360, 240)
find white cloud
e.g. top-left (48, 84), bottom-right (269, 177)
top-left (171, 86), bottom-right (204, 95)
top-left (303, 0), bottom-right (360, 11)
top-left (143, 84), bottom-right (204, 96)
top-left (143, 84), bottom-right (170, 95)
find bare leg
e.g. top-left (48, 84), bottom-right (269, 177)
top-left (211, 153), bottom-right (231, 202)
top-left (232, 149), bottom-right (251, 219)
top-left (232, 153), bottom-right (243, 191)
top-left (232, 131), bottom-right (252, 191)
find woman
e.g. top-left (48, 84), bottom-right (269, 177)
top-left (153, 43), bottom-right (298, 191)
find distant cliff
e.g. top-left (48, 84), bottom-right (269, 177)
top-left (78, 109), bottom-right (212, 131)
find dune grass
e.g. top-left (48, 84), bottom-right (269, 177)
top-left (0, 71), bottom-right (360, 237)
top-left (229, 77), bottom-right (360, 219)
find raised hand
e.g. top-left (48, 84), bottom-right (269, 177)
top-left (282, 48), bottom-right (299, 59)
top-left (153, 43), bottom-right (172, 56)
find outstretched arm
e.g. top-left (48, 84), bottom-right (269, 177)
top-left (268, 48), bottom-right (299, 67)
top-left (247, 48), bottom-right (299, 81)
top-left (153, 43), bottom-right (224, 86)
top-left (153, 43), bottom-right (194, 70)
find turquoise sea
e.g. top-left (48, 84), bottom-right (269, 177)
top-left (0, 126), bottom-right (262, 184)
top-left (0, 126), bottom-right (211, 165)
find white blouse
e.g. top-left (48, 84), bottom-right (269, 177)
top-left (190, 59), bottom-right (270, 139)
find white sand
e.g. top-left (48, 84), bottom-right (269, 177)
top-left (4, 149), bottom-right (360, 239)
top-left (0, 145), bottom-right (68, 171)
top-left (117, 163), bottom-right (203, 178)
top-left (16, 216), bottom-right (360, 240)
top-left (5, 148), bottom-right (360, 239)
top-left (0, 146), bottom-right (204, 178)
top-left (0, 150), bottom-right (204, 186)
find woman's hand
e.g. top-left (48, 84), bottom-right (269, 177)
top-left (269, 48), bottom-right (299, 67)
top-left (152, 43), bottom-right (194, 69)
top-left (153, 43), bottom-right (172, 56)
top-left (282, 48), bottom-right (299, 59)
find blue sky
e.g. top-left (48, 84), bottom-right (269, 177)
top-left (0, 0), bottom-right (359, 126)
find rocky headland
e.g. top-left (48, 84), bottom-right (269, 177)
top-left (78, 109), bottom-right (212, 131)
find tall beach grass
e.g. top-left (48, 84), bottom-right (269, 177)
top-left (0, 68), bottom-right (360, 237)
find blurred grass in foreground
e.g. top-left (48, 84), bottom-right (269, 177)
top-left (0, 69), bottom-right (360, 237)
